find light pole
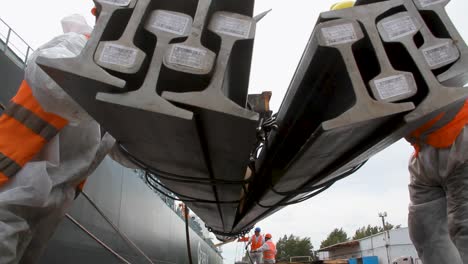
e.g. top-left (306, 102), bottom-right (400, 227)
top-left (379, 212), bottom-right (391, 264)
top-left (379, 212), bottom-right (388, 234)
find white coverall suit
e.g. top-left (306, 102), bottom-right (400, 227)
top-left (408, 126), bottom-right (468, 263)
top-left (0, 15), bottom-right (130, 263)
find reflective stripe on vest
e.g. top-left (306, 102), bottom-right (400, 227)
top-left (407, 99), bottom-right (468, 153)
top-left (0, 81), bottom-right (68, 186)
top-left (251, 235), bottom-right (263, 250)
top-left (263, 240), bottom-right (276, 260)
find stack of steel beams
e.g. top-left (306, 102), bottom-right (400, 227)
top-left (234, 0), bottom-right (468, 235)
top-left (37, 0), bottom-right (258, 238)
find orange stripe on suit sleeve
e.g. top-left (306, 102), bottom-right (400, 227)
top-left (0, 115), bottom-right (47, 166)
top-left (11, 81), bottom-right (68, 130)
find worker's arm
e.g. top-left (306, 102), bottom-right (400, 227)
top-left (245, 237), bottom-right (252, 250)
top-left (256, 242), bottom-right (270, 252)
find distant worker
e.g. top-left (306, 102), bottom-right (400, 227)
top-left (258, 233), bottom-right (277, 264)
top-left (332, 1), bottom-right (468, 263)
top-left (246, 227), bottom-right (264, 264)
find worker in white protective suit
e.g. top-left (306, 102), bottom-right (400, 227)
top-left (330, 1), bottom-right (468, 263)
top-left (0, 14), bottom-right (133, 263)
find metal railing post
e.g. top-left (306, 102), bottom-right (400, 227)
top-left (24, 47), bottom-right (31, 64)
top-left (4, 28), bottom-right (11, 53)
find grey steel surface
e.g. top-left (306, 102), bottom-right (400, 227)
top-left (321, 0), bottom-right (418, 103)
top-left (96, 10), bottom-right (223, 231)
top-left (0, 56), bottom-right (222, 263)
top-left (37, 0), bottom-right (137, 89)
top-left (163, 0), bottom-right (216, 75)
top-left (412, 0), bottom-right (468, 86)
top-left (38, 158), bottom-right (223, 264)
top-left (0, 46), bottom-right (23, 104)
top-left (233, 19), bottom-right (414, 234)
top-left (377, 11), bottom-right (468, 123)
top-left (163, 11), bottom-right (259, 233)
top-left (38, 0), bottom-right (257, 236)
top-left (403, 0), bottom-right (459, 70)
top-left (95, 0), bottom-right (150, 74)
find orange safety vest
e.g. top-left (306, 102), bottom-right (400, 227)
top-left (251, 234), bottom-right (263, 250)
top-left (0, 80), bottom-right (69, 186)
top-left (263, 240), bottom-right (276, 260)
top-left (406, 99), bottom-right (468, 155)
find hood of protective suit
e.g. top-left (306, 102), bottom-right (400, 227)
top-left (25, 15), bottom-right (93, 126)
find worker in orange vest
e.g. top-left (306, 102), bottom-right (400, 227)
top-left (0, 10), bottom-right (135, 263)
top-left (330, 1), bottom-right (468, 263)
top-left (246, 227), bottom-right (265, 264)
top-left (257, 233), bottom-right (277, 264)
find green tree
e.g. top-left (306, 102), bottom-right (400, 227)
top-left (353, 223), bottom-right (402, 240)
top-left (320, 228), bottom-right (349, 249)
top-left (275, 234), bottom-right (318, 262)
top-left (353, 225), bottom-right (381, 240)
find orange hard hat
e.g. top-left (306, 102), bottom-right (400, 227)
top-left (265, 233), bottom-right (272, 239)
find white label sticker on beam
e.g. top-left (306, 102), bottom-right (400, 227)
top-left (422, 42), bottom-right (457, 67)
top-left (98, 0), bottom-right (131, 6)
top-left (214, 15), bottom-right (252, 38)
top-left (151, 11), bottom-right (190, 36)
top-left (168, 45), bottom-right (207, 69)
top-left (381, 16), bottom-right (418, 40)
top-left (374, 75), bottom-right (411, 100)
top-left (321, 24), bottom-right (357, 46)
top-left (99, 43), bottom-right (138, 67)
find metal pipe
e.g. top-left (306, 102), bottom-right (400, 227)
top-left (81, 191), bottom-right (155, 264)
top-left (5, 29), bottom-right (11, 53)
top-left (185, 206), bottom-right (194, 264)
top-left (65, 214), bottom-right (132, 264)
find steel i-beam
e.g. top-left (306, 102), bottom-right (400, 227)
top-left (163, 0), bottom-right (216, 75)
top-left (94, 0), bottom-right (151, 74)
top-left (403, 0), bottom-right (459, 70)
top-left (321, 0), bottom-right (418, 102)
top-left (232, 19), bottom-right (415, 234)
top-left (37, 0), bottom-right (137, 89)
top-left (163, 11), bottom-right (259, 232)
top-left (412, 0), bottom-right (468, 86)
top-left (263, 19), bottom-right (414, 201)
top-left (378, 11), bottom-right (468, 123)
top-left (95, 10), bottom-right (224, 231)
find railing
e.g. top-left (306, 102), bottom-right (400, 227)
top-left (0, 17), bottom-right (34, 67)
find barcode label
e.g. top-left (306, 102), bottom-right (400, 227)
top-left (168, 45), bottom-right (207, 69)
top-left (213, 15), bottom-right (252, 38)
top-left (98, 0), bottom-right (131, 6)
top-left (150, 11), bottom-right (190, 36)
top-left (381, 16), bottom-right (418, 40)
top-left (99, 43), bottom-right (137, 67)
top-left (418, 0), bottom-right (446, 7)
top-left (374, 75), bottom-right (411, 100)
top-left (321, 24), bottom-right (357, 46)
top-left (422, 42), bottom-right (457, 67)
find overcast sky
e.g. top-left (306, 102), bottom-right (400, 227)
top-left (1, 0), bottom-right (467, 263)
